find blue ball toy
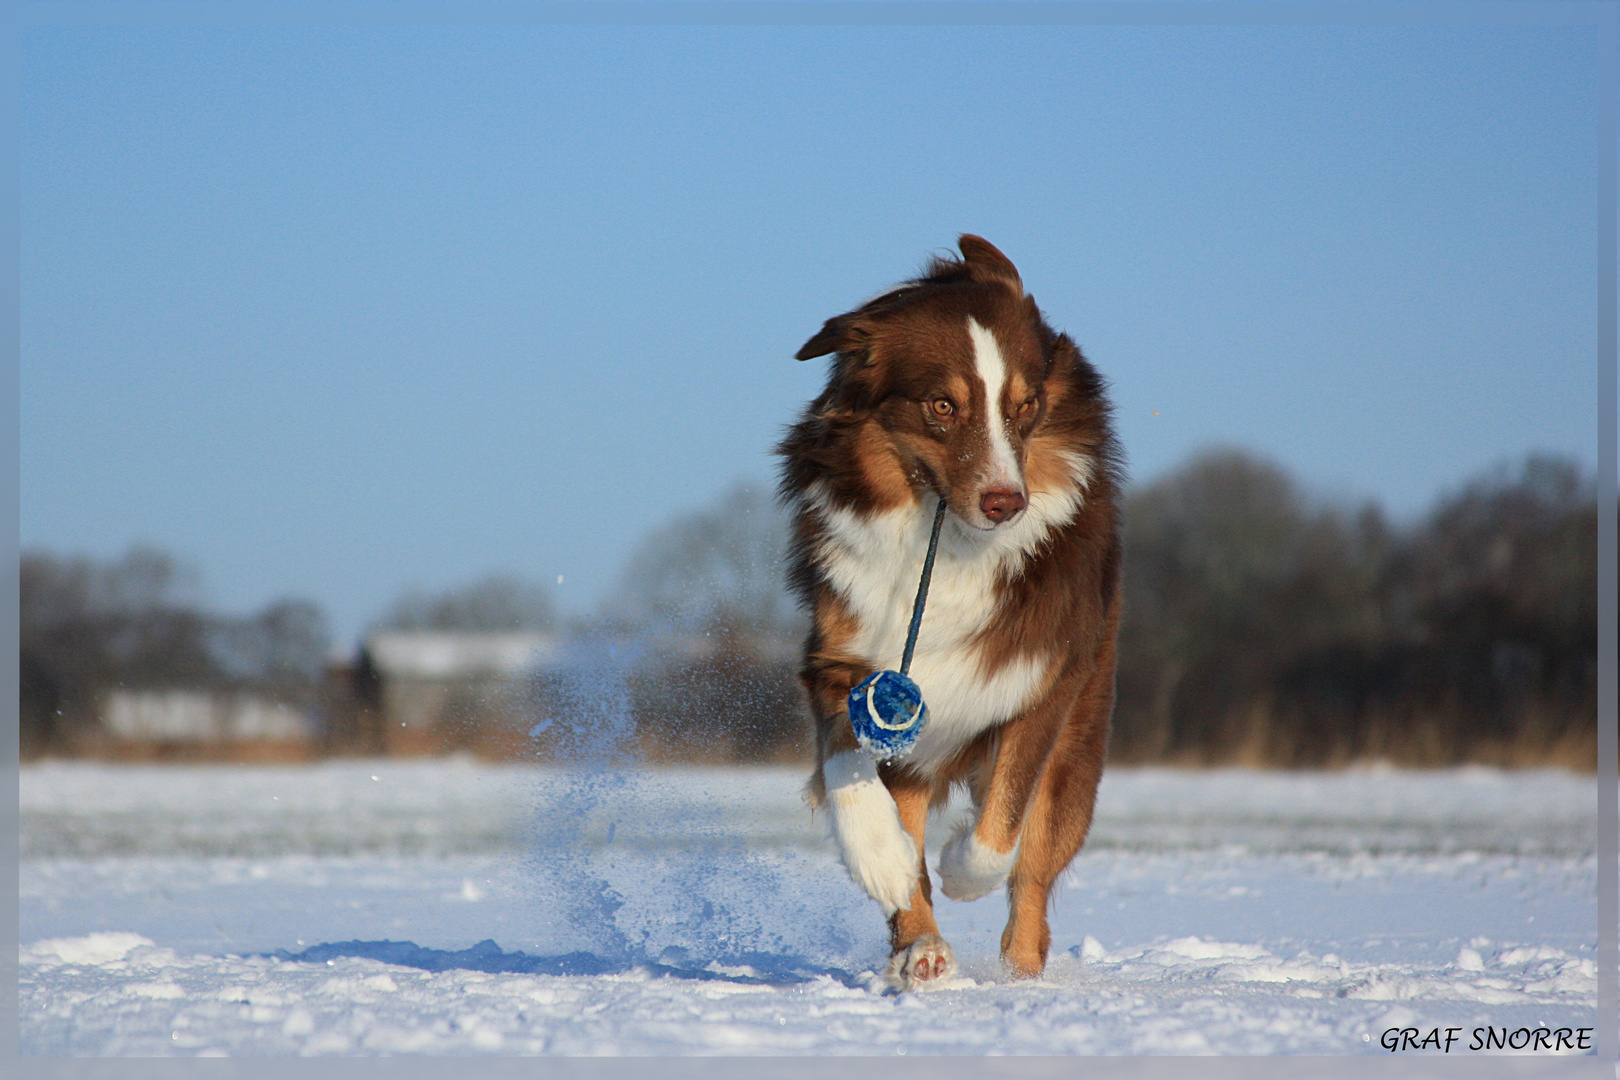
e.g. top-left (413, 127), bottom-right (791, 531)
top-left (848, 669), bottom-right (929, 762)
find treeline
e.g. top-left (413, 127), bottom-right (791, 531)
top-left (1113, 451), bottom-right (1596, 768)
top-left (555, 451), bottom-right (1599, 768)
top-left (20, 547), bottom-right (330, 757)
top-left (602, 451), bottom-right (1598, 769)
top-left (19, 449), bottom-right (1601, 768)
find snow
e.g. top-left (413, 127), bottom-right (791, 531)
top-left (19, 759), bottom-right (1599, 1056)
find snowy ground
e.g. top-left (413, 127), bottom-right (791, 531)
top-left (18, 758), bottom-right (1600, 1057)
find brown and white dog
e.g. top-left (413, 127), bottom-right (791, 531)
top-left (778, 235), bottom-right (1122, 990)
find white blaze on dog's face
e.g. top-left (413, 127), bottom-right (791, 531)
top-left (866, 300), bottom-right (1047, 532)
top-left (962, 316), bottom-right (1030, 529)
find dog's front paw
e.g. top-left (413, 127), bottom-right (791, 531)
top-left (937, 821), bottom-right (1016, 901)
top-left (886, 934), bottom-right (958, 991)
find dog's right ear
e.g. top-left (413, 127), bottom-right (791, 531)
top-left (795, 315), bottom-right (869, 361)
top-left (958, 235), bottom-right (1023, 295)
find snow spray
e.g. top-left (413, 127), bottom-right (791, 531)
top-left (522, 632), bottom-right (649, 962)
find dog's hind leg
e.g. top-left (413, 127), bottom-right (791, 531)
top-left (883, 774), bottom-right (957, 990)
top-left (999, 631), bottom-right (1115, 978)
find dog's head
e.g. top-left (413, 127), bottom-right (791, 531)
top-left (796, 235), bottom-right (1061, 531)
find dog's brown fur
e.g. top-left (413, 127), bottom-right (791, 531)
top-left (777, 236), bottom-right (1122, 983)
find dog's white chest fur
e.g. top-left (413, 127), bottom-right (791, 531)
top-left (807, 469), bottom-right (1087, 774)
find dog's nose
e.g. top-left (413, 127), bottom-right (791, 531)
top-left (980, 488), bottom-right (1026, 523)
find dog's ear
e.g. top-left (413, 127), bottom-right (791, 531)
top-left (795, 317), bottom-right (845, 361)
top-left (795, 315), bottom-right (871, 361)
top-left (958, 235), bottom-right (1023, 295)
top-left (798, 314), bottom-right (889, 413)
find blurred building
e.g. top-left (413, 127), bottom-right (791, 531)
top-left (335, 631), bottom-right (560, 759)
top-left (84, 688), bottom-right (317, 762)
top-left (316, 627), bottom-right (810, 765)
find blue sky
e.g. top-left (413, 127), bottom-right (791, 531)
top-left (21, 20), bottom-right (1603, 645)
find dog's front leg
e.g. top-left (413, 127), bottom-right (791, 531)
top-left (802, 630), bottom-right (940, 982)
top-left (936, 670), bottom-right (1083, 978)
top-left (936, 721), bottom-right (1047, 906)
top-left (883, 775), bottom-right (957, 991)
top-left (804, 640), bottom-right (922, 919)
top-left (821, 749), bottom-right (918, 916)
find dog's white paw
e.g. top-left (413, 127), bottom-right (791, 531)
top-left (937, 821), bottom-right (1016, 902)
top-left (823, 751), bottom-right (919, 914)
top-left (886, 934), bottom-right (958, 991)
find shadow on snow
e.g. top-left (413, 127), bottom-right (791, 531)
top-left (265, 938), bottom-right (869, 989)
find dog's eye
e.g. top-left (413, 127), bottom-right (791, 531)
top-left (1016, 398), bottom-right (1037, 417)
top-left (930, 398), bottom-right (955, 418)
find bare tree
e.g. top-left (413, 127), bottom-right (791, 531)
top-left (582, 480), bottom-right (810, 763)
top-left (380, 573), bottom-right (556, 633)
top-left (603, 480), bottom-right (801, 640)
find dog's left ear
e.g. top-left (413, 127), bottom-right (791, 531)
top-left (958, 235), bottom-right (1023, 295)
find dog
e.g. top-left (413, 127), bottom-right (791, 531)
top-left (777, 235), bottom-right (1122, 990)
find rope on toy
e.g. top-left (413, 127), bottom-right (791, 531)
top-left (848, 496), bottom-right (949, 761)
